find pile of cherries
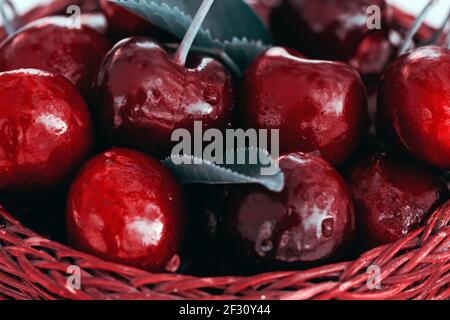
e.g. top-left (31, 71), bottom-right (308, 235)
top-left (0, 0), bottom-right (449, 275)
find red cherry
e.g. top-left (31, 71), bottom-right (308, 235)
top-left (66, 148), bottom-right (186, 272)
top-left (224, 152), bottom-right (355, 269)
top-left (345, 153), bottom-right (447, 247)
top-left (0, 69), bottom-right (94, 193)
top-left (99, 0), bottom-right (165, 39)
top-left (349, 31), bottom-right (397, 84)
top-left (0, 16), bottom-right (111, 96)
top-left (94, 37), bottom-right (234, 156)
top-left (378, 46), bottom-right (450, 170)
top-left (271, 0), bottom-right (392, 61)
top-left (0, 0), bottom-right (101, 36)
top-left (240, 47), bottom-right (368, 165)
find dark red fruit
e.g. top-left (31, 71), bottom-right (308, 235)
top-left (0, 69), bottom-right (94, 193)
top-left (349, 31), bottom-right (397, 84)
top-left (100, 0), bottom-right (162, 39)
top-left (66, 148), bottom-right (186, 272)
top-left (0, 0), bottom-right (101, 42)
top-left (345, 153), bottom-right (447, 247)
top-left (240, 47), bottom-right (368, 165)
top-left (224, 152), bottom-right (355, 269)
top-left (94, 37), bottom-right (234, 156)
top-left (0, 16), bottom-right (111, 96)
top-left (378, 46), bottom-right (450, 170)
top-left (271, 0), bottom-right (392, 61)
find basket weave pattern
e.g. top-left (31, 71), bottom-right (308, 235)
top-left (0, 201), bottom-right (449, 300)
top-left (0, 2), bottom-right (449, 301)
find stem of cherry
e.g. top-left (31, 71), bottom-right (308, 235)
top-left (174, 0), bottom-right (215, 66)
top-left (0, 0), bottom-right (17, 36)
top-left (399, 0), bottom-right (438, 56)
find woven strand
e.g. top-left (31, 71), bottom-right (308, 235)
top-left (0, 200), bottom-right (449, 300)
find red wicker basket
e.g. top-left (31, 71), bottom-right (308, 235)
top-left (0, 200), bottom-right (449, 300)
top-left (0, 1), bottom-right (449, 301)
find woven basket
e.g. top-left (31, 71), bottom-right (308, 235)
top-left (0, 200), bottom-right (449, 300)
top-left (0, 1), bottom-right (449, 301)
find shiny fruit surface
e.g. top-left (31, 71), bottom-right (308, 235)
top-left (94, 37), bottom-right (234, 156)
top-left (0, 69), bottom-right (94, 193)
top-left (345, 153), bottom-right (447, 246)
top-left (378, 46), bottom-right (450, 170)
top-left (67, 148), bottom-right (186, 272)
top-left (0, 16), bottom-right (111, 96)
top-left (240, 47), bottom-right (368, 165)
top-left (224, 152), bottom-right (355, 269)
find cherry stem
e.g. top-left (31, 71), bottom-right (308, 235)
top-left (166, 43), bottom-right (242, 77)
top-left (174, 0), bottom-right (215, 66)
top-left (426, 9), bottom-right (450, 46)
top-left (399, 0), bottom-right (438, 56)
top-left (0, 0), bottom-right (18, 36)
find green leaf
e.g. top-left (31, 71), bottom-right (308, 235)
top-left (110, 0), bottom-right (272, 70)
top-left (164, 148), bottom-right (285, 192)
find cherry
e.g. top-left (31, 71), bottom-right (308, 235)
top-left (271, 0), bottom-right (392, 61)
top-left (378, 46), bottom-right (450, 170)
top-left (1, 7), bottom-right (107, 42)
top-left (345, 153), bottom-right (447, 247)
top-left (349, 31), bottom-right (397, 85)
top-left (240, 47), bottom-right (368, 165)
top-left (66, 148), bottom-right (186, 272)
top-left (0, 16), bottom-right (111, 96)
top-left (223, 152), bottom-right (355, 270)
top-left (0, 69), bottom-right (94, 194)
top-left (94, 37), bottom-right (234, 156)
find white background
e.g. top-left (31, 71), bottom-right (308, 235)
top-left (389, 0), bottom-right (450, 27)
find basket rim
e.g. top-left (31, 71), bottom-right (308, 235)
top-left (0, 3), bottom-right (449, 301)
top-left (0, 201), bottom-right (449, 300)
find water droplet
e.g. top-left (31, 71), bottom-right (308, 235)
top-left (260, 239), bottom-right (273, 252)
top-left (254, 221), bottom-right (274, 256)
top-left (203, 86), bottom-right (220, 105)
top-left (321, 218), bottom-right (334, 237)
top-left (165, 254), bottom-right (181, 273)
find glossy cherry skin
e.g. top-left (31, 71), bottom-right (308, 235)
top-left (378, 46), bottom-right (450, 170)
top-left (0, 16), bottom-right (111, 96)
top-left (224, 153), bottom-right (355, 269)
top-left (271, 0), bottom-right (392, 61)
top-left (66, 148), bottom-right (186, 272)
top-left (240, 47), bottom-right (368, 165)
top-left (0, 3), bottom-right (105, 41)
top-left (345, 153), bottom-right (447, 247)
top-left (0, 69), bottom-right (94, 193)
top-left (94, 37), bottom-right (234, 156)
top-left (349, 31), bottom-right (397, 85)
